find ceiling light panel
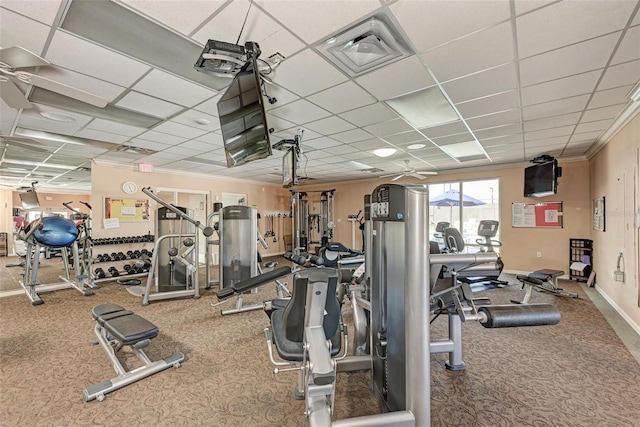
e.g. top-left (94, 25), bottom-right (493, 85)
top-left (519, 32), bottom-right (620, 86)
top-left (355, 55), bottom-right (436, 101)
top-left (116, 92), bottom-right (184, 119)
top-left (432, 132), bottom-right (476, 146)
top-left (389, 0), bottom-right (511, 52)
top-left (307, 82), bottom-right (376, 114)
top-left (419, 120), bottom-right (467, 138)
top-left (442, 63), bottom-right (518, 103)
top-left (516, 0), bottom-right (636, 59)
top-left (273, 49), bottom-right (348, 97)
top-left (192, 1), bottom-right (305, 59)
top-left (422, 21), bottom-right (513, 83)
top-left (35, 67), bottom-right (126, 103)
top-left (385, 86), bottom-right (459, 129)
top-left (0, 8), bottom-right (51, 57)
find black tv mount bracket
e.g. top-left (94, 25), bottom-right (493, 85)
top-left (272, 135), bottom-right (299, 152)
top-left (531, 154), bottom-right (555, 164)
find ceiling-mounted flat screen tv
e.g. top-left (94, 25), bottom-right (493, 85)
top-left (217, 53), bottom-right (271, 168)
top-left (524, 159), bottom-right (560, 198)
top-left (19, 191), bottom-right (40, 209)
top-left (282, 147), bottom-right (298, 188)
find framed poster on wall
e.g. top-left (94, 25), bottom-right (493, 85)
top-left (512, 202), bottom-right (563, 228)
top-left (104, 197), bottom-right (150, 222)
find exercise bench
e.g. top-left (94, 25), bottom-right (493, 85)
top-left (84, 303), bottom-right (185, 402)
top-left (512, 269), bottom-right (578, 304)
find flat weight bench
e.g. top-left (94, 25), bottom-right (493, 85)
top-left (84, 303), bottom-right (185, 402)
top-left (512, 269), bottom-right (578, 304)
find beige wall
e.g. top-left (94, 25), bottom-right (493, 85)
top-left (299, 160), bottom-right (591, 274)
top-left (589, 114), bottom-right (640, 330)
top-left (91, 163), bottom-right (291, 256)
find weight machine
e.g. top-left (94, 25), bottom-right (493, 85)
top-left (290, 189), bottom-right (335, 253)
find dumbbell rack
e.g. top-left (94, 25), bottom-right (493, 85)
top-left (92, 235), bottom-right (155, 283)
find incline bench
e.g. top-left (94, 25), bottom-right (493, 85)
top-left (84, 303), bottom-right (185, 402)
top-left (512, 269), bottom-right (578, 304)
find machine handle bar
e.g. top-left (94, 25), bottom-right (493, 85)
top-left (142, 187), bottom-right (213, 236)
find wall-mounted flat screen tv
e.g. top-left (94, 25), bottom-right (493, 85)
top-left (282, 147), bottom-right (298, 188)
top-left (217, 54), bottom-right (271, 168)
top-left (524, 159), bottom-right (560, 198)
top-left (19, 191), bottom-right (40, 209)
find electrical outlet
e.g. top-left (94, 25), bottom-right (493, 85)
top-left (536, 251), bottom-right (542, 257)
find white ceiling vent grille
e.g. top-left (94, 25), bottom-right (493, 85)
top-left (313, 12), bottom-right (413, 77)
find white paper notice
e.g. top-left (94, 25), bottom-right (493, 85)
top-left (121, 206), bottom-right (136, 216)
top-left (103, 218), bottom-right (120, 229)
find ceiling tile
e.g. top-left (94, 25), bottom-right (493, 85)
top-left (192, 1), bottom-right (305, 58)
top-left (523, 112), bottom-right (582, 132)
top-left (122, 0), bottom-right (225, 36)
top-left (466, 109), bottom-right (522, 131)
top-left (423, 21), bottom-right (514, 82)
top-left (1, 0), bottom-right (63, 26)
top-left (264, 84), bottom-right (299, 111)
top-left (570, 131), bottom-right (602, 143)
top-left (383, 130), bottom-right (425, 145)
top-left (587, 85), bottom-right (634, 110)
top-left (17, 115), bottom-right (85, 136)
top-left (341, 102), bottom-right (399, 127)
top-left (574, 118), bottom-right (612, 134)
top-left (611, 25), bottom-right (640, 65)
top-left (304, 116), bottom-right (355, 135)
top-left (133, 69), bottom-right (218, 107)
top-left (363, 118), bottom-right (414, 137)
top-left (193, 94), bottom-right (222, 115)
top-left (514, 1), bottom-right (557, 16)
top-left (524, 125), bottom-right (575, 141)
top-left (307, 81), bottom-right (376, 114)
top-left (350, 138), bottom-right (391, 151)
top-left (116, 92), bottom-right (184, 119)
top-left (46, 31), bottom-right (151, 87)
top-left (273, 49), bottom-right (348, 97)
top-left (390, 0), bottom-right (511, 52)
top-left (581, 103), bottom-right (626, 123)
top-left (521, 70), bottom-right (601, 106)
top-left (0, 8), bottom-right (51, 56)
top-left (443, 63), bottom-right (518, 103)
top-left (136, 130), bottom-right (187, 145)
top-left (85, 118), bottom-right (146, 137)
top-left (193, 132), bottom-right (224, 147)
top-left (331, 128), bottom-right (373, 144)
top-left (264, 114), bottom-right (296, 134)
top-left (474, 123), bottom-right (522, 139)
top-left (519, 32), bottom-right (620, 86)
top-left (479, 134), bottom-right (524, 147)
top-left (303, 137), bottom-right (343, 150)
top-left (73, 128), bottom-right (130, 144)
top-left (256, 0), bottom-right (380, 44)
top-left (598, 59), bottom-right (640, 90)
top-left (456, 90), bottom-right (520, 118)
top-left (355, 55), bottom-right (436, 100)
top-left (171, 111), bottom-right (221, 132)
top-left (34, 67), bottom-right (126, 103)
top-left (152, 121), bottom-right (208, 139)
top-left (523, 94), bottom-right (590, 121)
top-left (516, 0), bottom-right (635, 58)
top-left (525, 135), bottom-right (569, 147)
top-left (269, 99), bottom-right (331, 124)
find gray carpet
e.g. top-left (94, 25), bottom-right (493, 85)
top-left (1, 254), bottom-right (640, 426)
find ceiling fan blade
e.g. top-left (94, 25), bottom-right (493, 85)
top-left (409, 172), bottom-right (427, 180)
top-left (0, 46), bottom-right (50, 69)
top-left (0, 79), bottom-right (33, 109)
top-left (417, 171), bottom-right (438, 176)
top-left (379, 173), bottom-right (398, 179)
top-left (28, 74), bottom-right (108, 108)
top-left (391, 175), bottom-right (403, 181)
top-left (1, 140), bottom-right (48, 152)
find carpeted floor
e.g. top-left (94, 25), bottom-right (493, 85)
top-left (1, 254), bottom-right (640, 426)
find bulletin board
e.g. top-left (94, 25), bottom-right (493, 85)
top-left (512, 202), bottom-right (563, 228)
top-left (104, 197), bottom-right (150, 222)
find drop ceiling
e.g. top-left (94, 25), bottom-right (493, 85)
top-left (0, 0), bottom-right (639, 192)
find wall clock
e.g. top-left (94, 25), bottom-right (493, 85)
top-left (122, 181), bottom-right (138, 194)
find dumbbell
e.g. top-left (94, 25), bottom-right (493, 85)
top-left (94, 267), bottom-right (106, 279)
top-left (123, 264), bottom-right (136, 274)
top-left (133, 250), bottom-right (141, 258)
top-left (108, 266), bottom-right (120, 277)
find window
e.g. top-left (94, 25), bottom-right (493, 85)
top-left (429, 178), bottom-right (499, 253)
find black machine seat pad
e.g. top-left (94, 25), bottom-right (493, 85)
top-left (530, 269), bottom-right (564, 281)
top-left (271, 308), bottom-right (341, 362)
top-left (92, 303), bottom-right (159, 346)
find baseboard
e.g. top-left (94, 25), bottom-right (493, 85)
top-left (594, 285), bottom-right (640, 336)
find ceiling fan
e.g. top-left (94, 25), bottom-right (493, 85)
top-left (380, 160), bottom-right (438, 181)
top-left (1, 135), bottom-right (48, 152)
top-left (0, 46), bottom-right (108, 109)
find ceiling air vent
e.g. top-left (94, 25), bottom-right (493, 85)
top-left (313, 11), bottom-right (413, 77)
top-left (114, 145), bottom-right (156, 156)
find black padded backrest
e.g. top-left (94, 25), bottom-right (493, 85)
top-left (282, 268), bottom-right (340, 343)
top-left (444, 227), bottom-right (465, 252)
top-left (429, 241), bottom-right (441, 254)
